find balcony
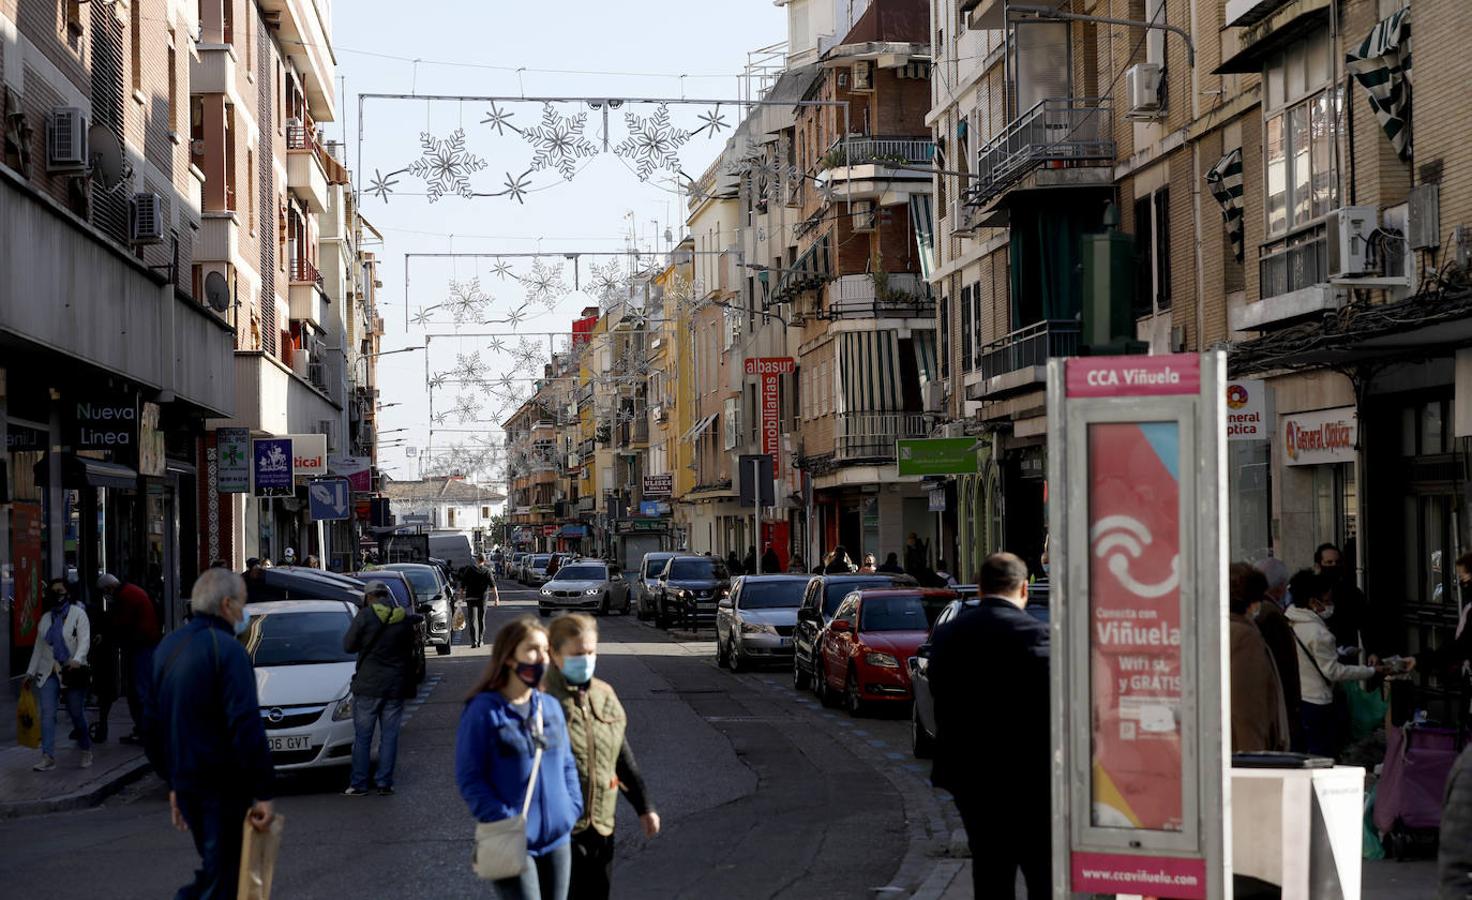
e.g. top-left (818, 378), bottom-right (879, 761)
top-left (834, 412), bottom-right (934, 462)
top-left (817, 136), bottom-right (935, 205)
top-left (198, 211), bottom-right (241, 263)
top-left (256, 0), bottom-right (336, 121)
top-left (191, 42), bottom-right (237, 95)
top-left (1232, 230), bottom-right (1341, 331)
top-left (969, 319), bottom-right (1081, 399)
top-left (289, 256), bottom-right (325, 326)
top-left (967, 98), bottom-right (1115, 213)
top-left (286, 124), bottom-right (329, 213)
top-left (826, 273), bottom-right (935, 320)
top-left (618, 417), bottom-right (650, 448)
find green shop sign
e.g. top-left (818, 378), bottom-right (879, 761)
top-left (896, 437), bottom-right (979, 477)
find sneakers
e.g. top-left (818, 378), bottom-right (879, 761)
top-left (343, 786), bottom-right (372, 797)
top-left (80, 751), bottom-right (94, 769)
top-left (33, 756), bottom-right (56, 772)
top-left (376, 786), bottom-right (395, 796)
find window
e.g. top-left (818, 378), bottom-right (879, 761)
top-left (64, 1), bottom-right (82, 36)
top-left (223, 102), bottom-right (237, 210)
top-left (167, 44), bottom-right (178, 132)
top-left (723, 397), bottom-right (741, 450)
top-left (960, 285), bottom-right (973, 372)
top-left (1263, 29), bottom-right (1338, 237)
top-left (221, 0), bottom-right (233, 44)
top-left (447, 508), bottom-right (457, 527)
top-left (130, 3), bottom-right (142, 92)
top-left (939, 293), bottom-right (950, 378)
top-left (244, 1), bottom-right (253, 72)
top-left (482, 506), bottom-right (491, 519)
top-left (1134, 189), bottom-right (1171, 314)
top-left (246, 148), bottom-right (255, 233)
top-left (971, 282), bottom-right (983, 367)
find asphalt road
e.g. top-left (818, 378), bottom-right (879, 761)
top-left (0, 581), bottom-right (957, 899)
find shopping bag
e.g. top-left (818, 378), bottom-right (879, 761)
top-left (16, 683), bottom-right (40, 749)
top-left (452, 603), bottom-right (467, 632)
top-left (1344, 680), bottom-right (1389, 741)
top-left (236, 813), bottom-right (285, 900)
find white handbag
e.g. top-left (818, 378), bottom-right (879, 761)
top-left (472, 700), bottom-right (545, 881)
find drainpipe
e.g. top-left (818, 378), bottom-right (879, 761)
top-left (1193, 142), bottom-right (1207, 351)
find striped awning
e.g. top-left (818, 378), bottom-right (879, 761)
top-left (681, 413), bottom-right (718, 442)
top-left (913, 330), bottom-right (938, 384)
top-left (1347, 7), bottom-right (1412, 161)
top-left (1205, 147), bottom-right (1245, 263)
top-left (838, 331), bottom-right (903, 412)
top-left (909, 194), bottom-right (936, 281)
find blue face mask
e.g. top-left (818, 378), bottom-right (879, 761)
top-left (560, 654), bottom-right (596, 685)
top-left (233, 604), bottom-right (252, 636)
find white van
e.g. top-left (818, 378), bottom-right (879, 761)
top-left (428, 532), bottom-right (475, 572)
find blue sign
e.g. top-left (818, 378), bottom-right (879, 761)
top-left (308, 477), bottom-right (351, 521)
top-left (638, 500), bottom-right (671, 517)
top-left (252, 438), bottom-right (294, 497)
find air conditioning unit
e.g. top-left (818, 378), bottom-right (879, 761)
top-left (1124, 63), bottom-right (1164, 119)
top-left (47, 107), bottom-right (88, 172)
top-left (852, 200), bottom-right (876, 232)
top-left (130, 192), bottom-right (165, 244)
top-left (1325, 206), bottom-right (1378, 278)
top-left (850, 61), bottom-right (873, 92)
top-left (651, 405), bottom-right (668, 423)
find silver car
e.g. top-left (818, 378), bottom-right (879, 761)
top-left (715, 575), bottom-right (809, 672)
top-left (635, 551), bottom-right (686, 620)
top-left (539, 560), bottom-right (631, 617)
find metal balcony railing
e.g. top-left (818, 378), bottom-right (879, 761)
top-left (826, 273), bottom-right (936, 319)
top-left (1259, 231), bottom-right (1327, 299)
top-left (823, 136), bottom-right (937, 169)
top-left (286, 122), bottom-right (315, 152)
top-left (977, 319), bottom-right (1082, 382)
top-left (969, 98), bottom-right (1114, 209)
top-left (291, 256), bottom-right (323, 286)
top-left (834, 412), bottom-right (934, 461)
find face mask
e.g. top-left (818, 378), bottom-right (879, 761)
top-left (233, 604), bottom-right (252, 636)
top-left (514, 661), bottom-right (546, 687)
top-left (560, 654), bottom-right (596, 685)
top-left (1317, 603), bottom-right (1335, 621)
top-left (1041, 563), bottom-right (1050, 576)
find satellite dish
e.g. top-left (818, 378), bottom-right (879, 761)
top-left (204, 271), bottom-right (231, 312)
top-left (88, 125), bottom-right (125, 188)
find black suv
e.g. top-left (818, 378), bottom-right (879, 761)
top-left (654, 555), bottom-right (731, 629)
top-left (791, 573), bottom-right (918, 690)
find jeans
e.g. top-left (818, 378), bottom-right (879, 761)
top-left (569, 829), bottom-right (614, 900)
top-left (38, 675), bottom-right (91, 758)
top-left (1301, 700), bottom-right (1338, 759)
top-left (351, 695), bottom-right (405, 790)
top-left (467, 600), bottom-right (488, 647)
top-left (175, 789), bottom-right (251, 900)
top-left (124, 645), bottom-right (157, 734)
top-left (492, 843), bottom-right (572, 900)
top-left (954, 790), bottom-right (1050, 899)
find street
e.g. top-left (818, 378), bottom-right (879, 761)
top-left (0, 580), bottom-right (959, 899)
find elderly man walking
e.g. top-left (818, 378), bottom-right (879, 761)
top-left (99, 572), bottom-right (161, 744)
top-left (144, 568), bottom-right (275, 900)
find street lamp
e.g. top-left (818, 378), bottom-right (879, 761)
top-left (378, 428), bottom-right (411, 436)
top-left (366, 345), bottom-right (423, 359)
top-left (376, 402), bottom-right (402, 410)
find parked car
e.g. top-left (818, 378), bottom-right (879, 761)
top-left (815, 588), bottom-right (955, 715)
top-left (429, 532), bottom-right (476, 572)
top-left (380, 563), bottom-right (454, 655)
top-left (538, 559), bottom-right (631, 617)
top-left (242, 599), bottom-right (359, 772)
top-left (635, 552), bottom-right (687, 620)
top-left (523, 553), bottom-right (554, 586)
top-left (351, 570), bottom-right (428, 684)
top-left (247, 566), bottom-right (366, 606)
top-left (715, 575), bottom-right (808, 672)
top-left (652, 555), bottom-right (731, 629)
top-left (791, 573), bottom-right (917, 691)
top-left (907, 596), bottom-right (981, 758)
top-left (508, 552), bottom-right (527, 581)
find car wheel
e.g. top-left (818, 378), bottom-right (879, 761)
top-left (911, 704), bottom-right (935, 759)
top-left (728, 640), bottom-right (743, 673)
top-left (845, 668), bottom-right (864, 717)
top-left (816, 664), bottom-right (837, 707)
top-left (792, 654), bottom-right (811, 690)
top-left (715, 635), bottom-right (729, 668)
top-left (436, 643), bottom-right (452, 657)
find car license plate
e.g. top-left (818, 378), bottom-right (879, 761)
top-left (268, 735), bottom-right (310, 752)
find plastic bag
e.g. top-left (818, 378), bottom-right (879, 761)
top-left (16, 683), bottom-right (40, 749)
top-left (1345, 680), bottom-right (1389, 741)
top-left (1362, 784), bottom-right (1385, 860)
top-left (451, 603), bottom-right (466, 632)
top-left (236, 813), bottom-right (285, 899)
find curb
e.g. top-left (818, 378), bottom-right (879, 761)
top-left (907, 859), bottom-right (965, 900)
top-left (0, 756), bottom-right (154, 820)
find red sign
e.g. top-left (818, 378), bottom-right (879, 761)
top-left (1071, 851), bottom-right (1206, 899)
top-left (744, 357), bottom-right (795, 376)
top-left (747, 358), bottom-right (793, 483)
top-left (1086, 422), bottom-right (1185, 834)
top-left (1066, 354), bottom-right (1200, 398)
top-left (11, 502), bottom-right (43, 648)
top-left (542, 525), bottom-right (558, 536)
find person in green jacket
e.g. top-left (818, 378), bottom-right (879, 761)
top-left (544, 614), bottom-right (659, 900)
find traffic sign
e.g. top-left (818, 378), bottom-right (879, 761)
top-left (308, 477), bottom-right (352, 521)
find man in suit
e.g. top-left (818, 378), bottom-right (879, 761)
top-left (929, 552), bottom-right (1050, 898)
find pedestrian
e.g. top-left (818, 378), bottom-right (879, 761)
top-left (82, 580), bottom-right (122, 744)
top-left (1439, 743), bottom-right (1472, 899)
top-left (725, 550), bottom-right (744, 577)
top-left (904, 532), bottom-right (927, 577)
top-left (1406, 551), bottom-right (1472, 680)
top-left (143, 567), bottom-right (274, 899)
top-left (457, 616), bottom-right (582, 900)
top-left (1252, 557), bottom-right (1303, 750)
top-left (343, 582), bottom-right (421, 797)
top-left (743, 546), bottom-right (758, 576)
top-left (929, 553), bottom-right (1049, 897)
top-left (1285, 570), bottom-right (1389, 758)
top-left (934, 559), bottom-right (958, 587)
top-left (1227, 564), bottom-right (1290, 753)
top-left (463, 557), bottom-right (492, 649)
top-left (24, 579), bottom-right (93, 772)
top-left (1313, 542), bottom-right (1372, 654)
top-left (761, 544), bottom-right (781, 574)
top-left (282, 547), bottom-right (296, 566)
top-left (304, 554), bottom-right (320, 569)
top-left (824, 546), bottom-right (855, 574)
top-left (788, 553), bottom-right (805, 574)
top-left (876, 552), bottom-right (904, 575)
top-left (99, 573), bottom-right (162, 744)
top-left (544, 614), bottom-right (660, 899)
top-left (858, 553), bottom-right (878, 574)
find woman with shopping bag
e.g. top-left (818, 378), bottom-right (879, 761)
top-left (456, 616), bottom-right (582, 900)
top-left (22, 580), bottom-right (92, 771)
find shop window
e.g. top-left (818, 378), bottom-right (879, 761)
top-left (1263, 29), bottom-right (1339, 238)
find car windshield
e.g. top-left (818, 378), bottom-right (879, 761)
top-left (860, 595), bottom-right (932, 632)
top-left (246, 611), bottom-right (356, 666)
top-left (670, 558), bottom-right (726, 580)
top-left (530, 555), bottom-right (552, 568)
top-left (643, 557), bottom-right (669, 578)
top-left (553, 565), bottom-right (606, 581)
top-left (389, 567), bottom-right (439, 596)
top-left (823, 579), bottom-right (894, 617)
top-left (739, 581), bottom-right (806, 609)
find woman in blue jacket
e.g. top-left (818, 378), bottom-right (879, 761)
top-left (457, 616), bottom-right (582, 900)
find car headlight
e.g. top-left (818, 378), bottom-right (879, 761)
top-left (741, 621), bottom-right (777, 635)
top-left (584, 587), bottom-right (603, 595)
top-left (674, 588), bottom-right (690, 599)
top-left (540, 588), bottom-right (552, 596)
top-left (332, 695), bottom-right (354, 721)
top-left (864, 652), bottom-right (900, 668)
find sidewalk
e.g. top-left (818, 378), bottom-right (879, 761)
top-left (0, 681), bottom-right (152, 819)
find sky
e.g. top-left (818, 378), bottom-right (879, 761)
top-left (331, 1), bottom-right (788, 483)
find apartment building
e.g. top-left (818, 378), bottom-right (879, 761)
top-left (505, 350), bottom-right (578, 553)
top-left (2, 0), bottom-right (234, 670)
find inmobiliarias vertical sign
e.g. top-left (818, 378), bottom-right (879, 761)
top-left (745, 357), bottom-right (794, 482)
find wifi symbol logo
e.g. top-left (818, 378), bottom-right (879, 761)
top-left (1090, 515), bottom-right (1180, 599)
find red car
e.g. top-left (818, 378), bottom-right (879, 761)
top-left (816, 589), bottom-right (956, 715)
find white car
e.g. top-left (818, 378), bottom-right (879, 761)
top-left (243, 599), bottom-right (359, 771)
top-left (539, 560), bottom-right (631, 616)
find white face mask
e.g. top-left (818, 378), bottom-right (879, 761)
top-left (1317, 603), bottom-right (1335, 621)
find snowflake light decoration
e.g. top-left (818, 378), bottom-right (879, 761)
top-left (432, 411), bottom-right (450, 426)
top-left (588, 259), bottom-right (627, 309)
top-left (491, 170), bottom-right (534, 204)
top-left (521, 259), bottom-right (567, 308)
top-left (445, 278), bottom-right (490, 323)
top-left (453, 394), bottom-right (482, 423)
top-left (407, 129), bottom-right (486, 202)
top-left (454, 351), bottom-right (487, 383)
top-left (692, 106), bottom-right (729, 138)
top-left (480, 102), bottom-right (519, 136)
top-left (428, 373), bottom-right (448, 391)
top-left (367, 168), bottom-right (399, 201)
top-left (490, 260), bottom-right (513, 280)
top-left (411, 307), bottom-right (434, 327)
top-left (485, 336), bottom-right (508, 354)
top-left (613, 105), bottom-right (690, 181)
top-left (523, 104), bottom-right (598, 181)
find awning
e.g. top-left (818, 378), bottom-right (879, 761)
top-left (681, 413), bottom-right (719, 442)
top-left (1347, 6), bottom-right (1412, 160)
top-left (774, 235), bottom-right (832, 301)
top-left (1205, 147), bottom-right (1245, 263)
top-left (838, 331), bottom-right (903, 412)
top-left (909, 194), bottom-right (936, 281)
top-left (33, 455), bottom-right (139, 490)
top-left (912, 330), bottom-right (937, 384)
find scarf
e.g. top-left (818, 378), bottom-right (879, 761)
top-left (371, 603), bottom-right (406, 625)
top-left (46, 602), bottom-right (73, 665)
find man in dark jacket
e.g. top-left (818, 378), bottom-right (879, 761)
top-left (342, 582), bottom-right (421, 796)
top-left (460, 558), bottom-right (491, 648)
top-left (929, 552), bottom-right (1050, 898)
top-left (1440, 743), bottom-right (1472, 900)
top-left (144, 568), bottom-right (274, 900)
top-left (100, 573), bottom-right (161, 743)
